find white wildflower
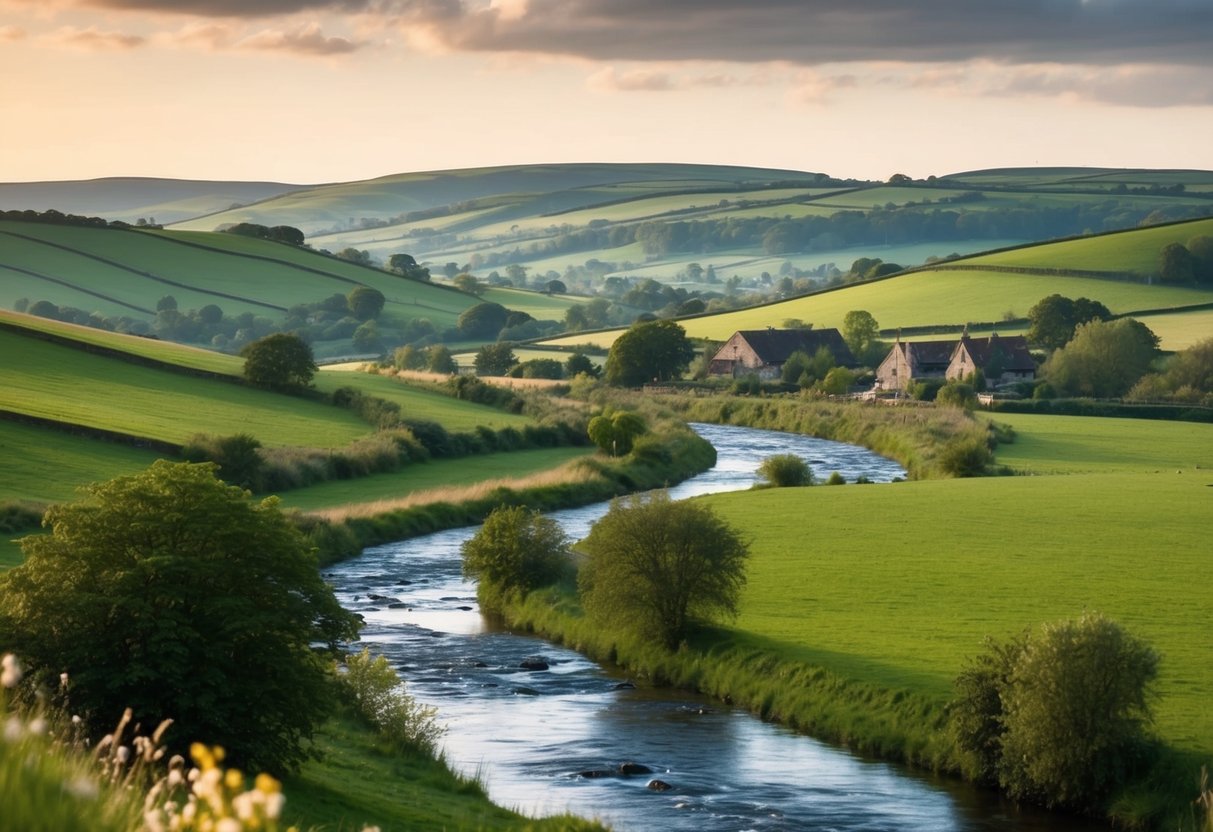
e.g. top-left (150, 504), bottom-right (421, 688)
top-left (167, 769), bottom-right (184, 788)
top-left (66, 775), bottom-right (99, 800)
top-left (59, 672), bottom-right (69, 688)
top-left (71, 714), bottom-right (82, 725)
top-left (232, 791), bottom-right (255, 821)
top-left (4, 716), bottom-right (23, 742)
top-left (116, 745), bottom-right (130, 764)
top-left (27, 716), bottom-right (47, 736)
top-left (216, 818), bottom-right (241, 832)
top-left (266, 792), bottom-right (285, 819)
top-left (1, 654), bottom-right (21, 688)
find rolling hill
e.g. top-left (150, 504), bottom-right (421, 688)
top-left (539, 216), bottom-right (1213, 352)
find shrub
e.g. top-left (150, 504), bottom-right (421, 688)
top-left (936, 435), bottom-right (993, 477)
top-left (936, 381), bottom-right (977, 410)
top-left (579, 492), bottom-right (748, 649)
top-left (339, 648), bottom-right (443, 754)
top-left (756, 454), bottom-right (813, 487)
top-left (825, 471), bottom-right (846, 485)
top-left (952, 613), bottom-right (1160, 810)
top-left (460, 505), bottom-right (572, 612)
top-left (181, 433), bottom-right (264, 490)
top-left (587, 410), bottom-right (647, 456)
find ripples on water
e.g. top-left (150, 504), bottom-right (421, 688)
top-left (326, 424), bottom-right (1100, 831)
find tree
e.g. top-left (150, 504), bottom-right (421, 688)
top-left (352, 320), bottom-right (382, 353)
top-left (0, 461), bottom-right (359, 772)
top-left (197, 303), bottom-right (224, 325)
top-left (544, 279), bottom-right (567, 295)
top-left (579, 492), bottom-right (749, 649)
top-left (756, 454), bottom-right (813, 487)
top-left (587, 410), bottom-right (646, 456)
top-left (604, 320), bottom-right (694, 386)
top-left (457, 302), bottom-right (508, 338)
top-left (1027, 294), bottom-right (1110, 351)
top-left (1043, 318), bottom-right (1159, 398)
top-left (452, 273), bottom-right (485, 296)
top-left (241, 333), bottom-right (316, 391)
top-left (565, 352), bottom-right (599, 378)
top-left (156, 295), bottom-right (178, 312)
top-left (393, 345), bottom-right (426, 371)
top-left (473, 342), bottom-right (517, 376)
top-left (842, 310), bottom-right (882, 366)
top-left (347, 286), bottom-right (386, 321)
top-left (1158, 242), bottom-right (1197, 284)
top-left (957, 613), bottom-right (1160, 810)
top-left (426, 345), bottom-right (458, 374)
top-left (267, 225), bottom-right (305, 246)
top-left (460, 505), bottom-right (571, 612)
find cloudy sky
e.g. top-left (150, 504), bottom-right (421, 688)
top-left (2, 0), bottom-right (1211, 184)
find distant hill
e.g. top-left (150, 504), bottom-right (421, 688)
top-left (0, 177), bottom-right (300, 224)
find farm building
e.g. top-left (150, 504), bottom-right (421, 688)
top-left (875, 333), bottom-right (1035, 391)
top-left (874, 338), bottom-right (956, 391)
top-left (946, 333), bottom-right (1035, 388)
top-left (708, 328), bottom-right (855, 379)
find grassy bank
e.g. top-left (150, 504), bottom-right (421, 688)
top-left (495, 408), bottom-right (1212, 828)
top-left (284, 714), bottom-right (604, 831)
top-left (663, 394), bottom-right (997, 479)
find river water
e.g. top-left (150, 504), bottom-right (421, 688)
top-left (325, 423), bottom-right (1100, 831)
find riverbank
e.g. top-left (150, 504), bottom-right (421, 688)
top-left (496, 411), bottom-right (1213, 831)
top-left (284, 712), bottom-right (606, 831)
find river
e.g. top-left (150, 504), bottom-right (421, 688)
top-left (325, 423), bottom-right (1101, 831)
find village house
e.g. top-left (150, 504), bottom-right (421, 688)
top-left (875, 333), bottom-right (1035, 391)
top-left (708, 328), bottom-right (855, 379)
top-left (874, 338), bottom-right (956, 391)
top-left (946, 333), bottom-right (1036, 388)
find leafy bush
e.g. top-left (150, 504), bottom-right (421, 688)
top-left (181, 432), bottom-right (264, 490)
top-left (756, 454), bottom-right (813, 487)
top-left (460, 505), bottom-right (572, 612)
top-left (579, 492), bottom-right (748, 649)
top-left (0, 501), bottom-right (43, 534)
top-left (587, 410), bottom-right (647, 456)
top-left (340, 648), bottom-right (443, 754)
top-left (936, 381), bottom-right (977, 410)
top-left (936, 435), bottom-right (993, 477)
top-left (951, 613), bottom-right (1160, 810)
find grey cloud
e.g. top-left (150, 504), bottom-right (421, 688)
top-left (403, 0), bottom-right (1213, 68)
top-left (993, 65), bottom-right (1213, 108)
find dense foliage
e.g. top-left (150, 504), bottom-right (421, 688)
top-left (578, 492), bottom-right (749, 649)
top-left (0, 461), bottom-right (360, 772)
top-left (241, 332), bottom-right (317, 390)
top-left (1027, 294), bottom-right (1112, 351)
top-left (1043, 318), bottom-right (1159, 398)
top-left (952, 613), bottom-right (1159, 810)
top-left (460, 505), bottom-right (572, 612)
top-left (586, 410), bottom-right (646, 456)
top-left (756, 453), bottom-right (813, 487)
top-left (604, 320), bottom-right (694, 386)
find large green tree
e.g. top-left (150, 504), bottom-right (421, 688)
top-left (241, 332), bottom-right (316, 391)
top-left (0, 461), bottom-right (359, 772)
top-left (347, 285), bottom-right (386, 321)
top-left (842, 309), bottom-right (882, 366)
top-left (578, 492), bottom-right (749, 649)
top-left (473, 342), bottom-right (517, 376)
top-left (1043, 318), bottom-right (1159, 398)
top-left (1027, 294), bottom-right (1111, 351)
top-left (604, 320), bottom-right (694, 386)
top-left (458, 302), bottom-right (508, 338)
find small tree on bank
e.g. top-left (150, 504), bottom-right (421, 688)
top-left (460, 505), bottom-right (572, 613)
top-left (578, 492), bottom-right (749, 649)
top-left (756, 453), bottom-right (813, 487)
top-left (951, 612), bottom-right (1159, 810)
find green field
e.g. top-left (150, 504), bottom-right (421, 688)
top-left (968, 217), bottom-right (1213, 275)
top-left (0, 420), bottom-right (165, 503)
top-left (699, 413), bottom-right (1213, 757)
top-left (0, 328), bottom-right (371, 446)
top-left (278, 446), bottom-right (590, 511)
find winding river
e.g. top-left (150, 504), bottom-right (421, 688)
top-left (325, 424), bottom-right (1102, 831)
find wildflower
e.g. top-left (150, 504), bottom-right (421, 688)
top-left (217, 818), bottom-right (241, 832)
top-left (59, 672), bottom-right (70, 688)
top-left (116, 745), bottom-right (131, 764)
top-left (71, 714), bottom-right (82, 725)
top-left (1, 653), bottom-right (21, 688)
top-left (27, 716), bottom-right (47, 736)
top-left (4, 716), bottom-right (22, 742)
top-left (66, 775), bottom-right (99, 800)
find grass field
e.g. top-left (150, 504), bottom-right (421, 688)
top-left (278, 447), bottom-right (589, 511)
top-left (0, 420), bottom-right (165, 503)
top-left (698, 413), bottom-right (1213, 758)
top-left (539, 267), bottom-right (1213, 350)
top-left (968, 217), bottom-right (1213, 275)
top-left (0, 328), bottom-right (371, 446)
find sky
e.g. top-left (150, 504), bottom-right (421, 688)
top-left (1, 0), bottom-right (1212, 185)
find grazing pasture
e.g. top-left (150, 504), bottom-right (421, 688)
top-left (278, 446), bottom-right (590, 511)
top-left (0, 328), bottom-right (370, 446)
top-left (703, 416), bottom-right (1213, 755)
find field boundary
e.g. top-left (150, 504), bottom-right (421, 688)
top-left (0, 407), bottom-right (182, 455)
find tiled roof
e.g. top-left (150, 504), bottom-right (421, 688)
top-left (957, 334), bottom-right (1035, 371)
top-left (735, 329), bottom-right (856, 366)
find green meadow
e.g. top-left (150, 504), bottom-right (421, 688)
top-left (278, 446), bottom-right (589, 511)
top-left (696, 413), bottom-right (1213, 758)
top-left (0, 328), bottom-right (370, 446)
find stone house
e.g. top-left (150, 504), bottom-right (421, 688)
top-left (874, 338), bottom-right (956, 391)
top-left (876, 333), bottom-right (1036, 392)
top-left (708, 328), bottom-right (855, 379)
top-left (946, 333), bottom-right (1035, 389)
